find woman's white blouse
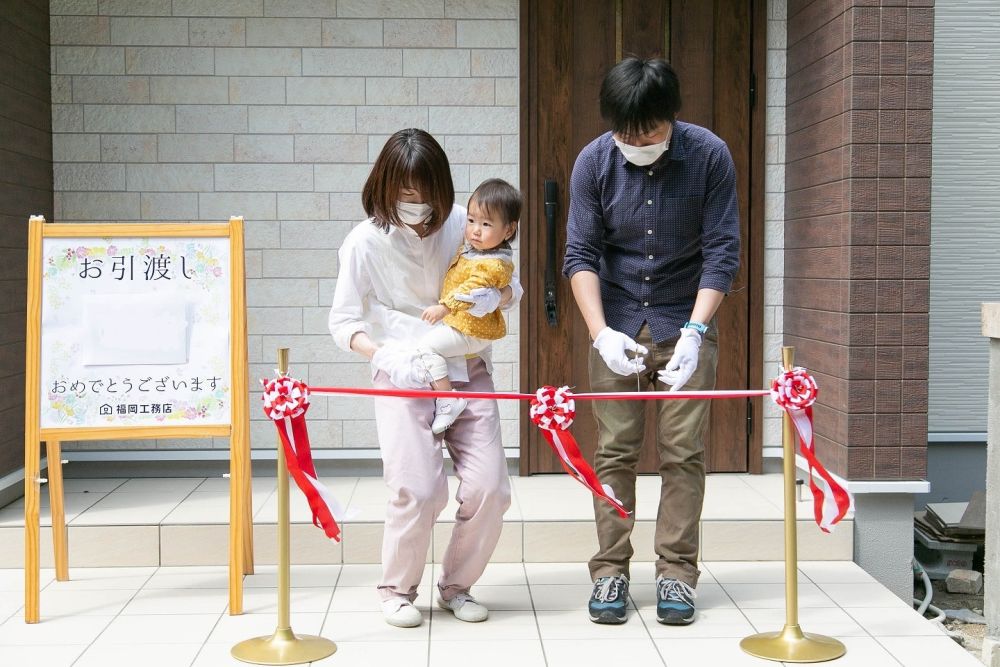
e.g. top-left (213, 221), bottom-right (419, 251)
top-left (328, 204), bottom-right (522, 382)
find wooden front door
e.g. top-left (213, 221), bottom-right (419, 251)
top-left (519, 0), bottom-right (765, 475)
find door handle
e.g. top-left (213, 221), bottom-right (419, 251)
top-left (543, 179), bottom-right (558, 327)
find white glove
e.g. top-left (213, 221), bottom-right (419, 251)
top-left (452, 286), bottom-right (502, 317)
top-left (658, 328), bottom-right (702, 391)
top-left (593, 327), bottom-right (648, 376)
top-left (371, 343), bottom-right (431, 389)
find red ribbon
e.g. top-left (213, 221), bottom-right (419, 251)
top-left (262, 375), bottom-right (343, 542)
top-left (770, 367), bottom-right (853, 532)
top-left (529, 386), bottom-right (629, 518)
top-left (308, 386), bottom-right (769, 401)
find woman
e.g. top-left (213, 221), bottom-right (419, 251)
top-left (328, 128), bottom-right (519, 628)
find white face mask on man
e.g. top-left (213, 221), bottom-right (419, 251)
top-left (396, 201), bottom-right (432, 226)
top-left (613, 137), bottom-right (669, 167)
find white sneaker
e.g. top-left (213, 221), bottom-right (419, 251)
top-left (437, 593), bottom-right (489, 622)
top-left (381, 597), bottom-right (423, 627)
top-left (431, 394), bottom-right (468, 435)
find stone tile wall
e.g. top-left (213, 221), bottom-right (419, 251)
top-left (49, 0), bottom-right (520, 452)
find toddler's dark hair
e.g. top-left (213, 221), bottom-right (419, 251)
top-left (469, 178), bottom-right (522, 242)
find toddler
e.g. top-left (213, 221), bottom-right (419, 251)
top-left (419, 178), bottom-right (521, 433)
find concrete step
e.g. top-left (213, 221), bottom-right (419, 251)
top-left (0, 473), bottom-right (853, 567)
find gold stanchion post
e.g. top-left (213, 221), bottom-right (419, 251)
top-left (232, 348), bottom-right (336, 665)
top-left (740, 346), bottom-right (846, 663)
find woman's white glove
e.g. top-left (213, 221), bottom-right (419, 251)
top-left (371, 343), bottom-right (431, 389)
top-left (658, 328), bottom-right (702, 391)
top-left (452, 287), bottom-right (501, 317)
top-left (593, 327), bottom-right (648, 376)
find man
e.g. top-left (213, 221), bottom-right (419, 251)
top-left (563, 57), bottom-right (740, 625)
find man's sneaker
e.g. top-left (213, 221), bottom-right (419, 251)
top-left (381, 597), bottom-right (423, 627)
top-left (588, 574), bottom-right (629, 624)
top-left (431, 394), bottom-right (468, 434)
top-left (437, 592), bottom-right (489, 622)
top-left (655, 576), bottom-right (696, 625)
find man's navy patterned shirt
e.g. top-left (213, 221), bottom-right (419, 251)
top-left (562, 122), bottom-right (741, 344)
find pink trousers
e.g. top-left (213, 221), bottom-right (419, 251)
top-left (372, 356), bottom-right (510, 602)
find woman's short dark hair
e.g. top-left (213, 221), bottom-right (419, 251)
top-left (362, 128), bottom-right (455, 234)
top-left (469, 178), bottom-right (522, 242)
top-left (599, 57), bottom-right (682, 139)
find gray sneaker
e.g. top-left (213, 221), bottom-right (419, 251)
top-left (588, 574), bottom-right (629, 624)
top-left (655, 576), bottom-right (696, 624)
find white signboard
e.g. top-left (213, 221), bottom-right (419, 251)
top-left (39, 237), bottom-right (232, 428)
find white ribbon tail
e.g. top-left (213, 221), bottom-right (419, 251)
top-left (281, 416), bottom-right (358, 522)
top-left (809, 472), bottom-right (842, 532)
top-left (548, 429), bottom-right (588, 486)
top-left (601, 484), bottom-right (623, 506)
top-left (789, 409), bottom-right (813, 450)
top-left (787, 407), bottom-right (853, 532)
top-left (303, 471), bottom-right (360, 522)
top-left (550, 430), bottom-right (625, 508)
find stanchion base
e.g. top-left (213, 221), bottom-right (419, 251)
top-left (232, 627), bottom-right (337, 665)
top-left (741, 625), bottom-right (846, 663)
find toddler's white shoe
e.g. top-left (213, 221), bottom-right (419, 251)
top-left (431, 394), bottom-right (468, 435)
top-left (437, 592), bottom-right (489, 622)
top-left (381, 597), bottom-right (423, 627)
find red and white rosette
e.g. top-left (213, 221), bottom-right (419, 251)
top-left (261, 374), bottom-right (310, 420)
top-left (262, 374), bottom-right (355, 542)
top-left (771, 367), bottom-right (853, 532)
top-left (530, 386), bottom-right (629, 518)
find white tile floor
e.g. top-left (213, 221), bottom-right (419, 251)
top-left (0, 560), bottom-right (979, 667)
top-left (0, 473), bottom-right (968, 665)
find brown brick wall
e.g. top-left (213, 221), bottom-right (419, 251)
top-left (0, 1), bottom-right (51, 479)
top-left (784, 0), bottom-right (931, 480)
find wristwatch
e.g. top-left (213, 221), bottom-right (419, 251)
top-left (682, 320), bottom-right (709, 335)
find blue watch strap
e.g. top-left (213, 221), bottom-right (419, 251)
top-left (683, 320), bottom-right (709, 335)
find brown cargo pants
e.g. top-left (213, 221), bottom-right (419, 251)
top-left (587, 325), bottom-right (719, 587)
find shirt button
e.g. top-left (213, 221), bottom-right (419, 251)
top-left (645, 276), bottom-right (650, 281)
top-left (643, 301), bottom-right (649, 306)
top-left (647, 229), bottom-right (653, 235)
top-left (648, 254), bottom-right (653, 260)
top-left (648, 170), bottom-right (653, 176)
top-left (646, 199), bottom-right (653, 205)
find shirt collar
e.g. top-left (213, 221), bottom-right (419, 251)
top-left (384, 220), bottom-right (425, 241)
top-left (612, 122), bottom-right (688, 169)
top-left (462, 240), bottom-right (514, 259)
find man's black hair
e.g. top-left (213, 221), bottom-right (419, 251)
top-left (599, 57), bottom-right (682, 139)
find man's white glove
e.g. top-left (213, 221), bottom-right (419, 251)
top-left (452, 287), bottom-right (501, 317)
top-left (371, 343), bottom-right (431, 389)
top-left (658, 328), bottom-right (702, 391)
top-left (593, 327), bottom-right (648, 376)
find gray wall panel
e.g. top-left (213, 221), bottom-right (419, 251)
top-left (930, 0), bottom-right (1000, 432)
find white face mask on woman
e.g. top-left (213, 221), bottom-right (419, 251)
top-left (613, 137), bottom-right (669, 167)
top-left (396, 201), bottom-right (432, 226)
